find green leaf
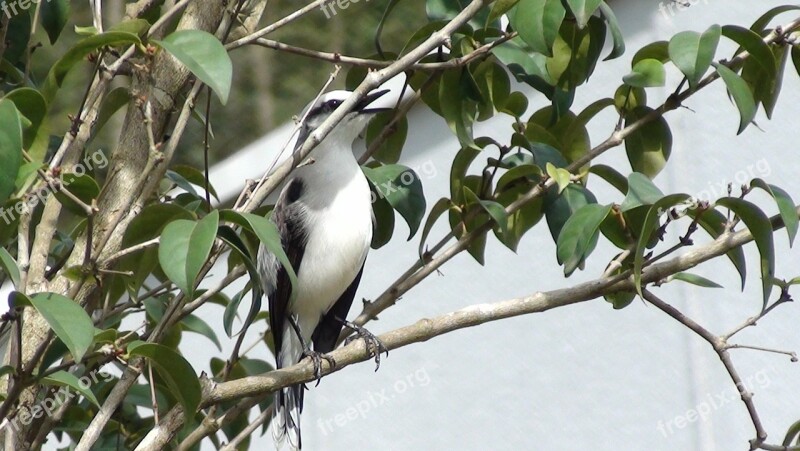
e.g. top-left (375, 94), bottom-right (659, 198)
top-left (545, 17), bottom-right (606, 91)
top-left (589, 164), bottom-right (628, 194)
top-left (633, 194), bottom-right (690, 296)
top-left (463, 187), bottom-right (509, 235)
top-left (41, 0), bottom-right (71, 44)
top-left (439, 69), bottom-right (477, 148)
top-left (620, 173), bottom-right (664, 212)
top-left (545, 183), bottom-right (596, 243)
top-left (557, 203), bottom-right (611, 276)
top-left (0, 102), bottom-right (22, 204)
top-left (74, 25), bottom-right (98, 36)
top-left (545, 162), bottom-right (570, 193)
top-left (597, 2), bottom-right (624, 60)
top-left (127, 342), bottom-right (201, 421)
top-left (54, 173), bottom-right (100, 216)
top-left (565, 0), bottom-right (601, 28)
top-left (109, 19), bottom-right (151, 37)
top-left (181, 314), bottom-right (222, 351)
top-left (426, 0), bottom-right (492, 27)
top-left (473, 60), bottom-right (511, 119)
top-left (623, 106), bottom-right (672, 178)
top-left (670, 272), bottom-right (723, 288)
top-left (750, 179), bottom-right (797, 246)
top-left (721, 25), bottom-right (776, 80)
top-left (370, 192), bottom-right (395, 249)
top-left (171, 165), bottom-right (219, 200)
top-left (613, 85), bottom-right (646, 113)
top-left (632, 41), bottom-right (670, 65)
top-left (782, 419), bottom-right (800, 447)
top-left (24, 293), bottom-right (94, 362)
top-left (668, 24), bottom-right (720, 89)
top-left (760, 44), bottom-right (789, 119)
top-left (4, 88), bottom-right (47, 155)
top-left (623, 58), bottom-right (665, 88)
top-left (418, 197), bottom-right (453, 258)
top-left (42, 32), bottom-right (141, 103)
top-left (0, 247), bottom-right (20, 288)
top-left (689, 207), bottom-right (747, 289)
top-left (365, 112), bottom-right (408, 164)
top-left (4, 11), bottom-right (31, 66)
top-left (509, 0), bottom-right (566, 56)
top-left (153, 30), bottom-right (232, 105)
top-left (487, 0), bottom-right (521, 25)
top-left (712, 62), bottom-right (756, 134)
top-left (220, 210), bottom-right (298, 301)
top-left (41, 370), bottom-right (100, 407)
top-left (750, 5), bottom-right (800, 33)
top-left (158, 211), bottom-right (219, 298)
top-left (492, 38), bottom-right (556, 96)
top-left (716, 197), bottom-right (775, 309)
top-left (362, 164), bottom-right (427, 239)
top-left (605, 290), bottom-right (635, 309)
top-left (500, 91), bottom-right (529, 117)
top-left (0, 366), bottom-right (13, 378)
top-left (94, 87), bottom-right (131, 136)
top-left (494, 173), bottom-right (544, 251)
top-left (216, 225), bottom-right (263, 337)
top-left (793, 46), bottom-right (800, 79)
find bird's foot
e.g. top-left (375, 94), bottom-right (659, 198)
top-left (301, 349), bottom-right (336, 386)
top-left (343, 321), bottom-right (388, 371)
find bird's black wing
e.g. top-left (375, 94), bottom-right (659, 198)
top-left (263, 178), bottom-right (307, 364)
top-left (311, 262), bottom-right (365, 353)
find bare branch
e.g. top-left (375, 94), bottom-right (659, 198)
top-left (251, 32), bottom-right (516, 71)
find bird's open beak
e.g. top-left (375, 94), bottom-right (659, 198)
top-left (356, 89), bottom-right (392, 114)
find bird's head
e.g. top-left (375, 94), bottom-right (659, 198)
top-left (299, 89), bottom-right (391, 148)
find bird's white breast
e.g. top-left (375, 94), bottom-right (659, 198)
top-left (291, 163), bottom-right (373, 336)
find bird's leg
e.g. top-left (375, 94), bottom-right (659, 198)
top-left (288, 316), bottom-right (335, 385)
top-left (339, 317), bottom-right (388, 372)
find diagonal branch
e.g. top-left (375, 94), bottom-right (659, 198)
top-left (137, 204), bottom-right (799, 444)
top-left (343, 15), bottom-right (800, 338)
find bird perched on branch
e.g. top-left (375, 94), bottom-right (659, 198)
top-left (257, 89), bottom-right (390, 449)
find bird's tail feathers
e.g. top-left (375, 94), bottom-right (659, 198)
top-left (273, 329), bottom-right (305, 449)
top-left (272, 384), bottom-right (303, 449)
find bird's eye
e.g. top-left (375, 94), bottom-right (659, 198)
top-left (325, 99), bottom-right (341, 110)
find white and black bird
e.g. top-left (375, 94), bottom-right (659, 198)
top-left (257, 89), bottom-right (389, 449)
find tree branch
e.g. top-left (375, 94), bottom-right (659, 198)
top-left (140, 205), bottom-right (799, 443)
top-left (343, 15), bottom-right (800, 338)
top-left (251, 32), bottom-right (516, 70)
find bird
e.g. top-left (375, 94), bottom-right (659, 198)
top-left (257, 89), bottom-right (390, 449)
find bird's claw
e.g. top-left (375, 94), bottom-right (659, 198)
top-left (302, 349), bottom-right (336, 386)
top-left (344, 324), bottom-right (388, 371)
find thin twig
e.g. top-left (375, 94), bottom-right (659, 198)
top-left (251, 32), bottom-right (516, 71)
top-left (641, 289), bottom-right (768, 447)
top-left (725, 344), bottom-right (799, 361)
